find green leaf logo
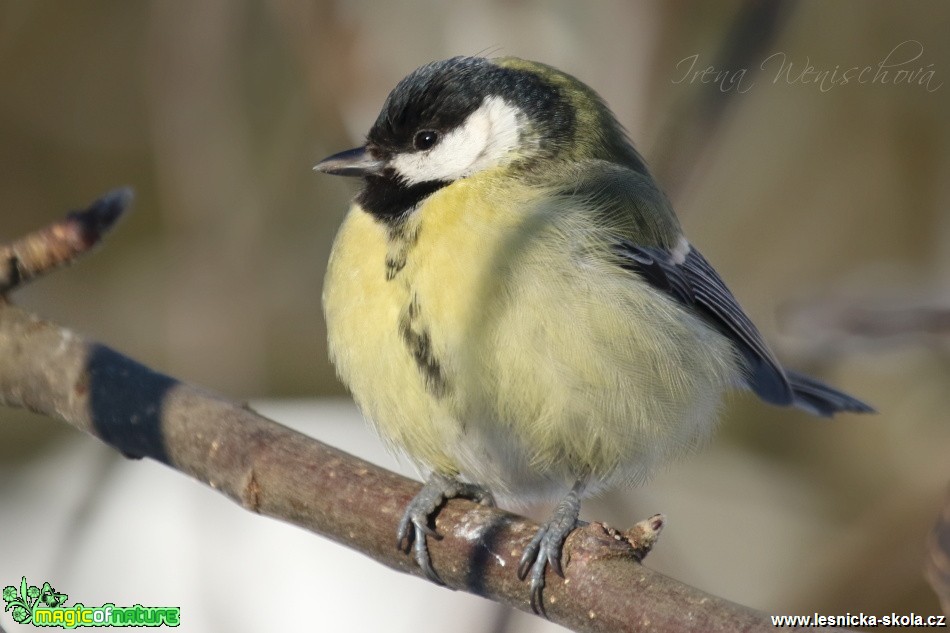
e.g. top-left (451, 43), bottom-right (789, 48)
top-left (1, 586), bottom-right (17, 603)
top-left (3, 576), bottom-right (69, 625)
top-left (11, 605), bottom-right (29, 624)
top-left (40, 582), bottom-right (68, 608)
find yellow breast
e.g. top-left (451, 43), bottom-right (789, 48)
top-left (322, 172), bottom-right (526, 474)
top-left (323, 172), bottom-right (739, 500)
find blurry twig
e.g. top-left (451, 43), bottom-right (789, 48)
top-left (779, 297), bottom-right (950, 357)
top-left (0, 193), bottom-right (840, 632)
top-left (653, 1), bottom-right (793, 198)
top-left (927, 488), bottom-right (950, 616)
top-left (811, 305), bottom-right (950, 339)
top-left (0, 188), bottom-right (132, 295)
top-left (782, 294), bottom-right (950, 613)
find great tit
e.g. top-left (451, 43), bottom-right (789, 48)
top-left (315, 55), bottom-right (872, 613)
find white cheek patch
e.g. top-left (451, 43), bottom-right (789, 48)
top-left (391, 96), bottom-right (523, 185)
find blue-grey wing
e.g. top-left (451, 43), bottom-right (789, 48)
top-left (616, 240), bottom-right (795, 408)
top-left (615, 241), bottom-right (874, 416)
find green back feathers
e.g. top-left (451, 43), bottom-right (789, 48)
top-left (495, 58), bottom-right (679, 248)
top-left (495, 58), bottom-right (650, 175)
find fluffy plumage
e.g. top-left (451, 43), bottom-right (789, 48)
top-left (316, 55), bottom-right (872, 610)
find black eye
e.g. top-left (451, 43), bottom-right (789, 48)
top-left (413, 130), bottom-right (440, 151)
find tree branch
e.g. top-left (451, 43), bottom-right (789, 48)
top-left (0, 193), bottom-right (830, 632)
top-left (0, 188), bottom-right (131, 295)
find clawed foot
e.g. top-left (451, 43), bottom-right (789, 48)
top-left (517, 481), bottom-right (584, 615)
top-left (396, 473), bottom-right (495, 584)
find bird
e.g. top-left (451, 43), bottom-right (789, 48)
top-left (314, 55), bottom-right (873, 613)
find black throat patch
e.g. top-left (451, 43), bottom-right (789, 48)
top-left (357, 171), bottom-right (449, 225)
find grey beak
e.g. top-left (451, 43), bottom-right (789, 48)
top-left (313, 146), bottom-right (385, 177)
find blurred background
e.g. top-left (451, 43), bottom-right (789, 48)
top-left (1, 1), bottom-right (948, 631)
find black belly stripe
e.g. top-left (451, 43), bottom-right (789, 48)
top-left (398, 295), bottom-right (448, 398)
top-left (384, 222), bottom-right (420, 281)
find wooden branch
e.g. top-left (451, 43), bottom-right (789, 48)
top-left (0, 188), bottom-right (132, 295)
top-left (0, 194), bottom-right (817, 632)
top-left (0, 303), bottom-right (785, 632)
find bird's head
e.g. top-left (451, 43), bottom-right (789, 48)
top-left (314, 56), bottom-right (647, 221)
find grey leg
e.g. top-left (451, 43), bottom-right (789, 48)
top-left (397, 472), bottom-right (496, 585)
top-left (517, 479), bottom-right (585, 614)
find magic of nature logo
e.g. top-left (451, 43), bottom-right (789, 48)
top-left (3, 577), bottom-right (179, 629)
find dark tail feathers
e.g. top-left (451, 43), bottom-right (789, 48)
top-left (785, 369), bottom-right (875, 417)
